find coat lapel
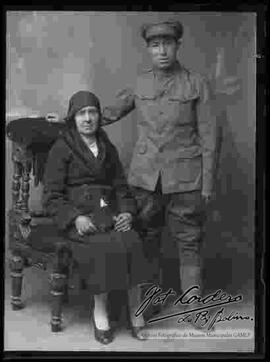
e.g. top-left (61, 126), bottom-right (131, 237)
top-left (62, 129), bottom-right (106, 175)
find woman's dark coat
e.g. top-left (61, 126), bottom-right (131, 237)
top-left (42, 128), bottom-right (153, 293)
top-left (43, 127), bottom-right (136, 230)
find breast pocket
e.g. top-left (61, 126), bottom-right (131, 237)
top-left (167, 95), bottom-right (198, 124)
top-left (137, 94), bottom-right (156, 101)
top-left (136, 93), bottom-right (158, 120)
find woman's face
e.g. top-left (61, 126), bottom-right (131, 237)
top-left (74, 106), bottom-right (100, 136)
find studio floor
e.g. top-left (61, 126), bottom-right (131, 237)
top-left (4, 263), bottom-right (255, 353)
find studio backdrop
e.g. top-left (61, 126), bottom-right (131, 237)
top-left (6, 11), bottom-right (256, 300)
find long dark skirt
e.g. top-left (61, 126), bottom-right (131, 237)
top-left (65, 227), bottom-right (155, 295)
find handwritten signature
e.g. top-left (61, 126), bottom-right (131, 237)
top-left (135, 285), bottom-right (253, 330)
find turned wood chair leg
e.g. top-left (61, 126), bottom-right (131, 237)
top-left (9, 255), bottom-right (25, 310)
top-left (12, 161), bottom-right (22, 211)
top-left (62, 261), bottom-right (71, 305)
top-left (56, 243), bottom-right (73, 305)
top-left (20, 161), bottom-right (31, 212)
top-left (50, 272), bottom-right (67, 332)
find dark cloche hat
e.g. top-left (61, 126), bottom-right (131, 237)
top-left (66, 91), bottom-right (101, 121)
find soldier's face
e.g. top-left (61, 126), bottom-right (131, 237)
top-left (147, 36), bottom-right (180, 70)
top-left (74, 106), bottom-right (100, 136)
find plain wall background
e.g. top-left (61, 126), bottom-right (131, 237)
top-left (6, 12), bottom-right (256, 300)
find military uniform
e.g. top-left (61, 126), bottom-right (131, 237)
top-left (102, 21), bottom-right (217, 296)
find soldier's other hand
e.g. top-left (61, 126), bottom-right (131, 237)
top-left (114, 213), bottom-right (132, 232)
top-left (45, 112), bottom-right (60, 122)
top-left (75, 215), bottom-right (97, 236)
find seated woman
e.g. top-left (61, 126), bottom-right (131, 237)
top-left (42, 90), bottom-right (151, 344)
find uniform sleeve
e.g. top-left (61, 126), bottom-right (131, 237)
top-left (197, 76), bottom-right (217, 194)
top-left (110, 146), bottom-right (137, 216)
top-left (101, 88), bottom-right (136, 126)
top-left (42, 139), bottom-right (82, 230)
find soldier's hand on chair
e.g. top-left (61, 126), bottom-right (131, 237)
top-left (45, 112), bottom-right (60, 122)
top-left (113, 213), bottom-right (132, 232)
top-left (75, 215), bottom-right (98, 236)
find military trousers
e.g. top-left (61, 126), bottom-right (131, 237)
top-left (131, 177), bottom-right (206, 293)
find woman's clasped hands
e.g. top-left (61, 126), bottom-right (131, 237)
top-left (75, 212), bottom-right (132, 236)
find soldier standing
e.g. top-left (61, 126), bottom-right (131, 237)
top-left (102, 20), bottom-right (217, 318)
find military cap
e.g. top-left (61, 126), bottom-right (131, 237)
top-left (141, 20), bottom-right (183, 42)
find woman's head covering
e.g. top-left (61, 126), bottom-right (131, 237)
top-left (65, 91), bottom-right (101, 126)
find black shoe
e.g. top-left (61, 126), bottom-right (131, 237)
top-left (92, 318), bottom-right (114, 345)
top-left (130, 326), bottom-right (148, 341)
top-left (126, 307), bottom-right (148, 341)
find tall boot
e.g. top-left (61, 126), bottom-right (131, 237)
top-left (128, 285), bottom-right (147, 340)
top-left (178, 264), bottom-right (207, 330)
top-left (180, 264), bottom-right (202, 296)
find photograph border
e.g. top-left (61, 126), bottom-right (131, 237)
top-left (1, 1), bottom-right (267, 359)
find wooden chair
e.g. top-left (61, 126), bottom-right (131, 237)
top-left (6, 118), bottom-right (74, 332)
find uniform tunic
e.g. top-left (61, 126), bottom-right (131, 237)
top-left (102, 61), bottom-right (217, 195)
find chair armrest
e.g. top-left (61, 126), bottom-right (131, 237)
top-left (30, 216), bottom-right (55, 226)
top-left (29, 210), bottom-right (55, 226)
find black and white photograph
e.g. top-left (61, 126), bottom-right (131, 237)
top-left (4, 9), bottom-right (262, 354)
